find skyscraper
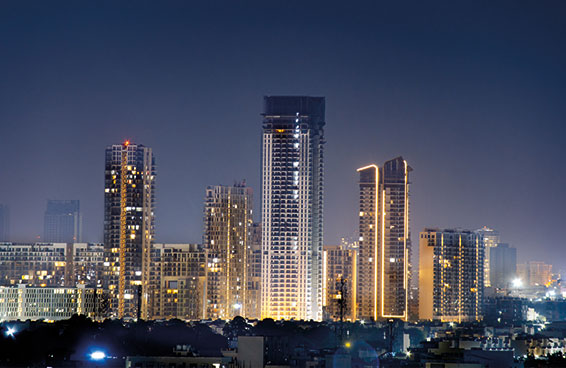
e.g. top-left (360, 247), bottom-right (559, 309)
top-left (44, 200), bottom-right (82, 243)
top-left (0, 204), bottom-right (9, 242)
top-left (356, 157), bottom-right (411, 321)
top-left (203, 183), bottom-right (253, 319)
top-left (489, 243), bottom-right (517, 289)
top-left (475, 226), bottom-right (500, 288)
top-left (419, 228), bottom-right (484, 322)
top-left (261, 96), bottom-right (325, 321)
top-left (103, 141), bottom-right (155, 319)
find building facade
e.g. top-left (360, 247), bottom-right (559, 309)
top-left (44, 200), bottom-right (82, 243)
top-left (322, 243), bottom-right (357, 321)
top-left (103, 141), bottom-right (155, 319)
top-left (261, 96), bottom-right (325, 321)
top-left (475, 227), bottom-right (500, 288)
top-left (489, 243), bottom-right (517, 289)
top-left (419, 229), bottom-right (484, 322)
top-left (246, 222), bottom-right (262, 320)
top-left (0, 205), bottom-right (9, 242)
top-left (149, 244), bottom-right (207, 321)
top-left (356, 157), bottom-right (411, 321)
top-left (0, 242), bottom-right (103, 287)
top-left (203, 184), bottom-right (253, 320)
top-left (517, 261), bottom-right (553, 287)
top-left (0, 285), bottom-right (103, 322)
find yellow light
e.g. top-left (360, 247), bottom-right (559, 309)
top-left (276, 129), bottom-right (285, 133)
top-left (345, 342), bottom-right (351, 348)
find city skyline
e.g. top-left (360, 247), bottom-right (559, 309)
top-left (0, 1), bottom-right (564, 273)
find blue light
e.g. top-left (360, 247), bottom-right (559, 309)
top-left (90, 351), bottom-right (106, 361)
top-left (5, 326), bottom-right (16, 337)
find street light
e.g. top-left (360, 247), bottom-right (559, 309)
top-left (5, 326), bottom-right (16, 337)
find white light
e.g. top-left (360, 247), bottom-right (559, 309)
top-left (5, 327), bottom-right (16, 337)
top-left (512, 278), bottom-right (523, 288)
top-left (90, 351), bottom-right (106, 360)
top-left (390, 258), bottom-right (395, 263)
top-left (233, 303), bottom-right (242, 310)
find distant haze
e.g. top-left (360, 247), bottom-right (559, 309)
top-left (0, 1), bottom-right (564, 272)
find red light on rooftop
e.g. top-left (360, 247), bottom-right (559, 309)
top-left (124, 140), bottom-right (130, 147)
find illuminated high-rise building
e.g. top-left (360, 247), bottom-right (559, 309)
top-left (203, 183), bottom-right (253, 320)
top-left (323, 243), bottom-right (357, 321)
top-left (103, 141), bottom-right (155, 319)
top-left (356, 157), bottom-right (411, 321)
top-left (419, 228), bottom-right (484, 322)
top-left (475, 227), bottom-right (499, 287)
top-left (246, 222), bottom-right (262, 320)
top-left (44, 200), bottom-right (82, 243)
top-left (517, 261), bottom-right (552, 286)
top-left (261, 96), bottom-right (325, 321)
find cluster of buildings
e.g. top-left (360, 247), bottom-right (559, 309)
top-left (0, 96), bottom-right (559, 325)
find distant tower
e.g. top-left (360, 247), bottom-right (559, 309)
top-left (0, 204), bottom-right (9, 242)
top-left (203, 183), bottom-right (253, 319)
top-left (475, 227), bottom-right (500, 288)
top-left (103, 141), bottom-right (155, 319)
top-left (261, 96), bottom-right (325, 321)
top-left (489, 243), bottom-right (517, 289)
top-left (44, 200), bottom-right (82, 243)
top-left (419, 228), bottom-right (484, 322)
top-left (356, 157), bottom-right (412, 321)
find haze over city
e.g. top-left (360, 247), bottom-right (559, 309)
top-left (0, 0), bottom-right (564, 273)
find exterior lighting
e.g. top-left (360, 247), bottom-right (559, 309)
top-left (344, 341), bottom-right (351, 348)
top-left (512, 278), bottom-right (523, 288)
top-left (5, 326), bottom-right (16, 337)
top-left (89, 351), bottom-right (106, 361)
top-left (233, 303), bottom-right (242, 310)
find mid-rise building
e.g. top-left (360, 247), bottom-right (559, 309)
top-left (419, 228), bottom-right (484, 322)
top-left (475, 227), bottom-right (500, 288)
top-left (0, 284), bottom-right (104, 322)
top-left (322, 243), bottom-right (357, 321)
top-left (0, 204), bottom-right (9, 242)
top-left (261, 96), bottom-right (325, 321)
top-left (0, 242), bottom-right (104, 287)
top-left (149, 244), bottom-right (207, 321)
top-left (44, 200), bottom-right (82, 243)
top-left (203, 183), bottom-right (253, 320)
top-left (103, 141), bottom-right (155, 319)
top-left (356, 157), bottom-right (411, 321)
top-left (489, 243), bottom-right (517, 289)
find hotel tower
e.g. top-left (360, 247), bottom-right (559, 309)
top-left (103, 141), bottom-right (155, 319)
top-left (261, 96), bottom-right (325, 321)
top-left (356, 157), bottom-right (411, 321)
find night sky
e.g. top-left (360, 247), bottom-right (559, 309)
top-left (0, 1), bottom-right (564, 271)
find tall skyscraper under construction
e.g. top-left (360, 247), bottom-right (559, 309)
top-left (261, 96), bottom-right (325, 321)
top-left (356, 157), bottom-right (412, 321)
top-left (103, 141), bottom-right (155, 319)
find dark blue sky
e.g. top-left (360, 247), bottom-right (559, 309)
top-left (0, 1), bottom-right (565, 271)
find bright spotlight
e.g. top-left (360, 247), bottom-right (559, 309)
top-left (5, 327), bottom-right (16, 337)
top-left (89, 351), bottom-right (106, 361)
top-left (512, 278), bottom-right (523, 288)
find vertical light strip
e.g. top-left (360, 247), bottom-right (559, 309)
top-left (440, 233), bottom-right (444, 320)
top-left (322, 250), bottom-right (327, 307)
top-left (118, 144), bottom-right (128, 319)
top-left (458, 235), bottom-right (462, 324)
top-left (380, 187), bottom-right (385, 318)
top-left (403, 160), bottom-right (408, 321)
